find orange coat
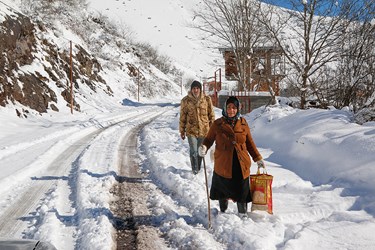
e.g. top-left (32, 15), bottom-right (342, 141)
top-left (202, 117), bottom-right (262, 179)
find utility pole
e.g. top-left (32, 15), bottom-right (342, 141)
top-left (137, 67), bottom-right (140, 102)
top-left (70, 41), bottom-right (73, 114)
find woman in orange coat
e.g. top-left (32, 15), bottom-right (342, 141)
top-left (198, 96), bottom-right (265, 214)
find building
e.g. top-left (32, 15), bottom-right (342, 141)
top-left (205, 46), bottom-right (285, 113)
top-left (220, 46), bottom-right (285, 95)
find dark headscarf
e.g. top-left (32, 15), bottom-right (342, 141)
top-left (222, 96), bottom-right (240, 126)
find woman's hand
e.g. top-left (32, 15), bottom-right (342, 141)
top-left (257, 160), bottom-right (265, 169)
top-left (198, 145), bottom-right (207, 157)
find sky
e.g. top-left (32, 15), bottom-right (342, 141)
top-left (260, 0), bottom-right (294, 11)
top-left (1, 0), bottom-right (375, 249)
top-left (260, 0), bottom-right (370, 18)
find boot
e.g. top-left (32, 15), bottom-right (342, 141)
top-left (197, 156), bottom-right (203, 171)
top-left (190, 156), bottom-right (198, 174)
top-left (219, 199), bottom-right (228, 212)
top-left (237, 202), bottom-right (248, 214)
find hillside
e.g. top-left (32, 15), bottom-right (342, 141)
top-left (0, 0), bottom-right (184, 118)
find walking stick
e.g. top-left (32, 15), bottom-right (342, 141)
top-left (202, 157), bottom-right (211, 229)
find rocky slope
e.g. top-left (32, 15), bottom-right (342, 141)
top-left (0, 1), bottom-right (181, 118)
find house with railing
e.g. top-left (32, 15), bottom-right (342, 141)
top-left (204, 46), bottom-right (285, 113)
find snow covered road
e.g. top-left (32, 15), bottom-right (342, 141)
top-left (1, 103), bottom-right (375, 250)
top-left (0, 104), bottom-right (173, 249)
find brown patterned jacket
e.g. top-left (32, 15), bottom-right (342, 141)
top-left (179, 92), bottom-right (215, 137)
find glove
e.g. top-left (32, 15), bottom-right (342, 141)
top-left (198, 145), bottom-right (207, 157)
top-left (180, 133), bottom-right (186, 140)
top-left (257, 160), bottom-right (265, 169)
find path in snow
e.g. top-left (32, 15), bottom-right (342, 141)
top-left (0, 128), bottom-right (104, 238)
top-left (0, 106), bottom-right (172, 249)
top-left (110, 110), bottom-right (169, 249)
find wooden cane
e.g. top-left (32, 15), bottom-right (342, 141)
top-left (202, 157), bottom-right (211, 229)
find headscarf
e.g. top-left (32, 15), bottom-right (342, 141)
top-left (222, 96), bottom-right (240, 126)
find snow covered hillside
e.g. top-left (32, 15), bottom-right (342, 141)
top-left (0, 0), bottom-right (185, 118)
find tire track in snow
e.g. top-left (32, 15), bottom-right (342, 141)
top-left (139, 107), bottom-right (227, 249)
top-left (111, 108), bottom-right (170, 250)
top-left (0, 108), bottom-right (166, 243)
top-left (0, 129), bottom-right (100, 239)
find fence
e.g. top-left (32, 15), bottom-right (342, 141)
top-left (215, 91), bottom-right (272, 114)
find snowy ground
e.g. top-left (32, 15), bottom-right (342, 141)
top-left (1, 0), bottom-right (375, 249)
top-left (141, 104), bottom-right (375, 250)
top-left (1, 101), bottom-right (375, 250)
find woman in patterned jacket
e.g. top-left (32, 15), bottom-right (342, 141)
top-left (179, 80), bottom-right (215, 174)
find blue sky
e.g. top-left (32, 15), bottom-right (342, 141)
top-left (260, 0), bottom-right (370, 18)
top-left (261, 0), bottom-right (293, 10)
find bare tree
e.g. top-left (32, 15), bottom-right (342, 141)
top-left (191, 0), bottom-right (265, 91)
top-left (331, 1), bottom-right (375, 112)
top-left (259, 0), bottom-right (358, 109)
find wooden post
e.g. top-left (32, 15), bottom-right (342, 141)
top-left (137, 67), bottom-right (140, 102)
top-left (214, 71), bottom-right (217, 106)
top-left (70, 41), bottom-right (73, 114)
top-left (202, 158), bottom-right (211, 229)
top-left (214, 68), bottom-right (221, 106)
top-left (219, 68), bottom-right (221, 86)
